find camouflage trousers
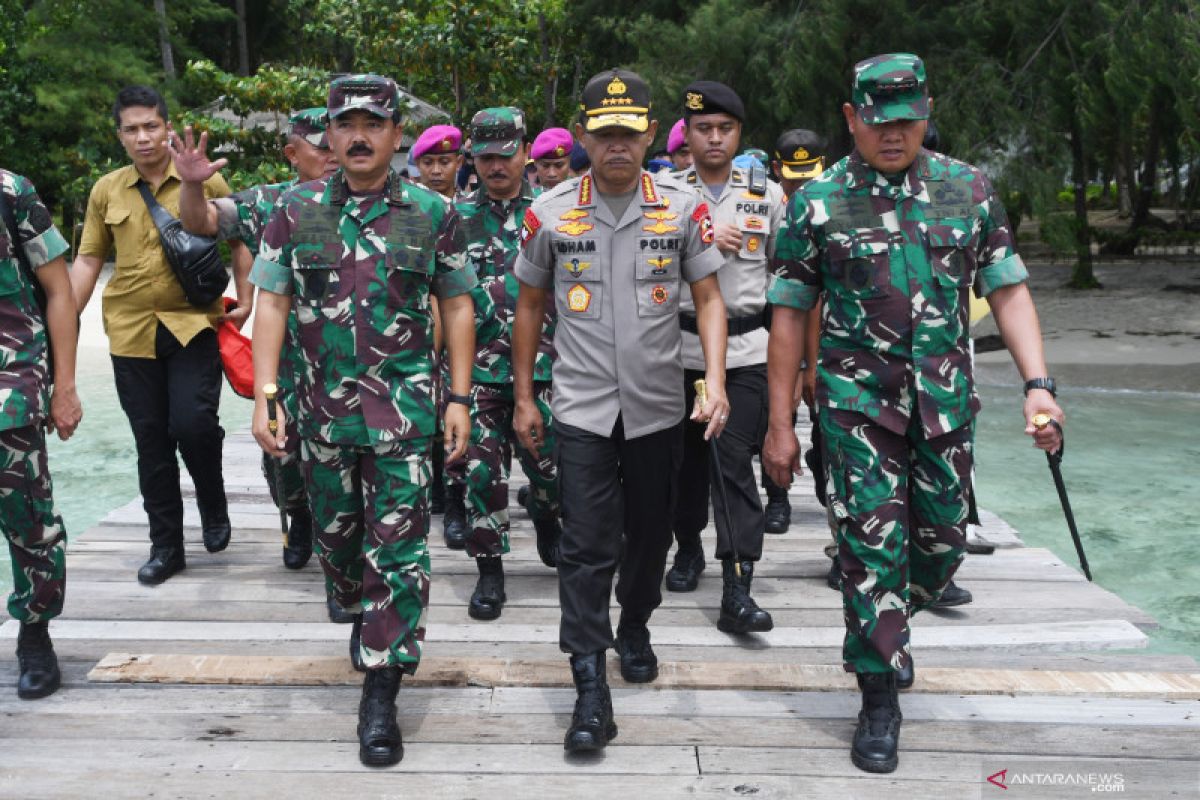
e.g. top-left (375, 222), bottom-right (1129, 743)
top-left (301, 436), bottom-right (431, 672)
top-left (0, 426), bottom-right (66, 623)
top-left (819, 408), bottom-right (971, 674)
top-left (462, 381), bottom-right (558, 558)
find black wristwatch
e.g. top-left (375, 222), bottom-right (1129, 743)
top-left (1023, 377), bottom-right (1057, 397)
top-left (447, 392), bottom-right (473, 408)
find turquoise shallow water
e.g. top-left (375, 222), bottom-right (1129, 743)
top-left (2, 369), bottom-right (1197, 663)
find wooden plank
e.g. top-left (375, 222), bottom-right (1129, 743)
top-left (0, 617), bottom-right (1150, 651)
top-left (86, 652), bottom-right (1200, 699)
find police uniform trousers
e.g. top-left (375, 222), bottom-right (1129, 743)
top-left (820, 408), bottom-right (972, 674)
top-left (0, 426), bottom-right (66, 623)
top-left (301, 436), bottom-right (431, 672)
top-left (674, 365), bottom-right (768, 562)
top-left (556, 415), bottom-right (683, 655)
top-left (463, 381), bottom-right (558, 558)
top-left (110, 323), bottom-right (226, 549)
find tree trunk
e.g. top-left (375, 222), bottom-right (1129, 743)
top-left (1114, 128), bottom-right (1133, 218)
top-left (154, 0), bottom-right (175, 79)
top-left (1131, 87), bottom-right (1165, 230)
top-left (1068, 113), bottom-right (1100, 289)
top-left (538, 12), bottom-right (555, 128)
top-left (234, 0), bottom-right (250, 76)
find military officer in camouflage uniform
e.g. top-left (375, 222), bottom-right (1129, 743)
top-left (454, 107), bottom-right (561, 621)
top-left (0, 169), bottom-right (82, 699)
top-left (763, 54), bottom-right (1064, 774)
top-left (512, 69), bottom-right (729, 754)
top-left (665, 82), bottom-right (786, 638)
top-left (173, 109), bottom-right (338, 580)
top-left (250, 75), bottom-right (477, 767)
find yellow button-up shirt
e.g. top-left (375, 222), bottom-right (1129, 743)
top-left (78, 162), bottom-right (230, 358)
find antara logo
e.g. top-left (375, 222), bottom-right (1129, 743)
top-left (987, 770), bottom-right (1008, 789)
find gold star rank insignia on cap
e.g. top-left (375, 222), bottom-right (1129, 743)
top-left (567, 283), bottom-right (592, 312)
top-left (686, 92), bottom-right (704, 111)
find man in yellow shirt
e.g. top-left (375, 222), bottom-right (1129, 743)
top-left (72, 85), bottom-right (250, 585)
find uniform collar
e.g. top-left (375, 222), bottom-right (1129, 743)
top-left (574, 171), bottom-right (666, 208)
top-left (124, 159), bottom-right (179, 190)
top-left (328, 168), bottom-right (409, 206)
top-left (680, 164), bottom-right (742, 201)
top-left (845, 150), bottom-right (934, 197)
top-left (473, 178), bottom-right (536, 208)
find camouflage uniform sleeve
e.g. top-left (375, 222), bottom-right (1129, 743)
top-left (248, 201), bottom-right (294, 296)
top-left (766, 191), bottom-right (821, 310)
top-left (680, 194), bottom-right (723, 284)
top-left (431, 203), bottom-right (477, 300)
top-left (77, 177), bottom-right (113, 260)
top-left (10, 174), bottom-right (69, 269)
top-left (764, 181), bottom-right (788, 260)
top-left (512, 201), bottom-right (554, 289)
top-left (974, 176), bottom-right (1028, 297)
top-left (212, 196), bottom-right (244, 245)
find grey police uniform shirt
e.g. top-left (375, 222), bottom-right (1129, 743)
top-left (677, 166), bottom-right (786, 371)
top-left (514, 170), bottom-right (724, 439)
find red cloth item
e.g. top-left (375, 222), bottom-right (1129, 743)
top-left (217, 297), bottom-right (254, 399)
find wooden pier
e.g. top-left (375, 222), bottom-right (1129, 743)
top-left (2, 431), bottom-right (1198, 798)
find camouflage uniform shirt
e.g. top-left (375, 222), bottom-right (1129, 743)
top-left (456, 180), bottom-right (555, 384)
top-left (250, 168), bottom-right (477, 446)
top-left (225, 179), bottom-right (296, 256)
top-left (0, 171), bottom-right (69, 432)
top-left (767, 149), bottom-right (1028, 438)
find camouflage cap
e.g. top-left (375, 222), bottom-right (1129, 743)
top-left (851, 53), bottom-right (930, 125)
top-left (469, 107), bottom-right (526, 157)
top-left (327, 74), bottom-right (401, 121)
top-left (579, 69), bottom-right (651, 133)
top-left (287, 107), bottom-right (329, 148)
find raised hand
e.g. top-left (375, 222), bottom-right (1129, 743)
top-left (168, 125), bottom-right (228, 184)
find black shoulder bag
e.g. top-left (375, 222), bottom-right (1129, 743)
top-left (0, 187), bottom-right (54, 380)
top-left (136, 181), bottom-right (229, 307)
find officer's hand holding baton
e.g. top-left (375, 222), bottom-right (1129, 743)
top-left (1023, 390), bottom-right (1064, 452)
top-left (691, 377), bottom-right (730, 440)
top-left (252, 382), bottom-right (288, 458)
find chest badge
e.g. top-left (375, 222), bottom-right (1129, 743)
top-left (560, 208), bottom-right (589, 222)
top-left (743, 216), bottom-right (765, 231)
top-left (746, 235), bottom-right (761, 254)
top-left (557, 220), bottom-right (594, 236)
top-left (567, 283), bottom-right (592, 313)
top-left (651, 285), bottom-right (669, 305)
top-left (564, 258), bottom-right (592, 277)
top-left (648, 256), bottom-right (672, 275)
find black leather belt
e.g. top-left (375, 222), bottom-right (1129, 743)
top-left (679, 310), bottom-right (768, 336)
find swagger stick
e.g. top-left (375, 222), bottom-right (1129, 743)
top-left (264, 383), bottom-right (289, 546)
top-left (1033, 413), bottom-right (1092, 581)
top-left (694, 379), bottom-right (741, 577)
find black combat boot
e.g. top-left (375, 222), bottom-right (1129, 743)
top-left (933, 580), bottom-right (973, 608)
top-left (851, 671), bottom-right (902, 773)
top-left (468, 557), bottom-right (506, 620)
top-left (137, 545), bottom-right (186, 585)
top-left (613, 621), bottom-right (658, 683)
top-left (442, 484), bottom-right (468, 550)
top-left (349, 613), bottom-right (365, 672)
top-left (532, 514), bottom-right (562, 569)
top-left (357, 666), bottom-right (404, 766)
top-left (764, 493), bottom-right (791, 534)
top-left (564, 652), bottom-right (617, 753)
top-left (199, 501), bottom-right (231, 553)
top-left (16, 621), bottom-right (61, 699)
top-left (664, 537), bottom-right (705, 592)
top-left (327, 596), bottom-right (356, 624)
top-left (282, 506), bottom-right (314, 570)
top-left (826, 554), bottom-right (841, 591)
top-left (717, 559), bottom-right (774, 634)
top-left (896, 655), bottom-right (914, 690)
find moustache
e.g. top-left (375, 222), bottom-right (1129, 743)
top-left (347, 144), bottom-right (374, 157)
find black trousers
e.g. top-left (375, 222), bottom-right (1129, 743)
top-left (674, 365), bottom-right (768, 562)
top-left (556, 416), bottom-right (683, 655)
top-left (111, 323), bottom-right (226, 549)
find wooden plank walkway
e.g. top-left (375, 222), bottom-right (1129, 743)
top-left (2, 431), bottom-right (1198, 799)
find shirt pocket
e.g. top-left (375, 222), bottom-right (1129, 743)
top-left (292, 246), bottom-right (342, 307)
top-left (737, 215), bottom-right (769, 261)
top-left (925, 222), bottom-right (977, 289)
top-left (635, 279), bottom-right (679, 317)
top-left (826, 228), bottom-right (890, 299)
top-left (384, 238), bottom-right (433, 310)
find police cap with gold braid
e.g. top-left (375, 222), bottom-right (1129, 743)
top-left (579, 69), bottom-right (651, 133)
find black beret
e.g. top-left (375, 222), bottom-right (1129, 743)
top-left (682, 81), bottom-right (745, 122)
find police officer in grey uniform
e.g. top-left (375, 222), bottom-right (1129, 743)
top-left (512, 69), bottom-right (729, 754)
top-left (665, 82), bottom-right (787, 635)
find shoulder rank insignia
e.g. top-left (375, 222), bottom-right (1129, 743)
top-left (567, 283), bottom-right (592, 312)
top-left (640, 173), bottom-right (660, 205)
top-left (520, 208), bottom-right (541, 249)
top-left (577, 175), bottom-right (593, 206)
top-left (556, 220), bottom-right (594, 236)
top-left (560, 208), bottom-right (589, 221)
top-left (564, 258), bottom-right (591, 276)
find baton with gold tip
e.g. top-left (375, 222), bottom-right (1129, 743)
top-left (263, 383), bottom-right (289, 546)
top-left (694, 379), bottom-right (742, 577)
top-left (1033, 412), bottom-right (1092, 581)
